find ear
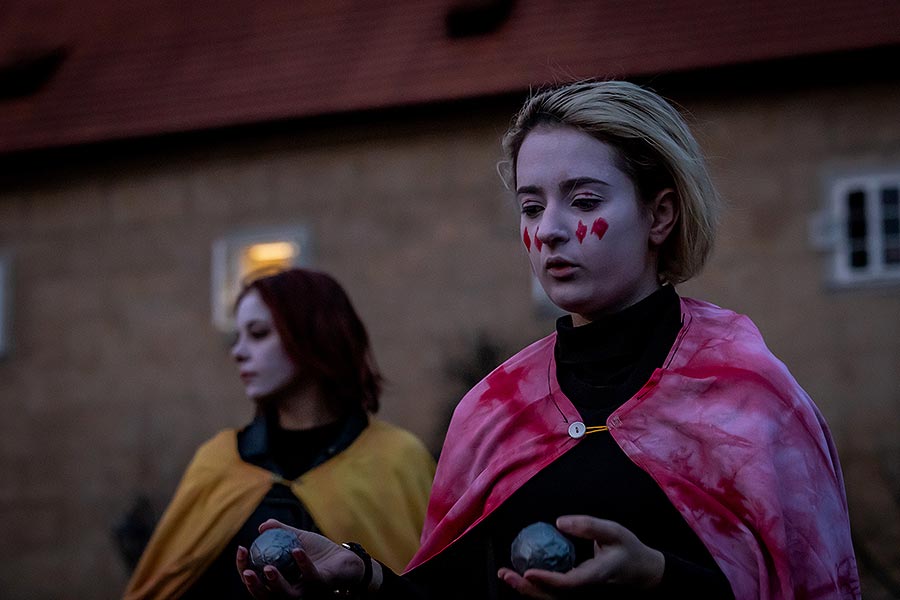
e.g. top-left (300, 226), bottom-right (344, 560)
top-left (648, 188), bottom-right (678, 247)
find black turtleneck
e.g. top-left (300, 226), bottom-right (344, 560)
top-left (554, 283), bottom-right (683, 416)
top-left (386, 286), bottom-right (733, 599)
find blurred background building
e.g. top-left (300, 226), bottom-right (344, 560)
top-left (1, 1), bottom-right (899, 598)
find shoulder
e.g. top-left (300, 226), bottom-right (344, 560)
top-left (669, 297), bottom-right (829, 443)
top-left (680, 297), bottom-right (764, 344)
top-left (437, 333), bottom-right (564, 470)
top-left (158, 428), bottom-right (268, 507)
top-left (361, 419), bottom-right (433, 462)
top-left (183, 429), bottom-right (242, 477)
top-left (493, 333), bottom-right (557, 373)
top-left (678, 297), bottom-right (794, 383)
top-left (639, 300), bottom-right (856, 596)
top-left (329, 419), bottom-right (435, 490)
top-left (455, 333), bottom-right (556, 411)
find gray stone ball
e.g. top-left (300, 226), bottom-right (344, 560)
top-left (510, 521), bottom-right (576, 575)
top-left (249, 528), bottom-right (303, 584)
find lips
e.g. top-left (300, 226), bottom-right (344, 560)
top-left (544, 257), bottom-right (579, 278)
top-left (240, 371), bottom-right (256, 383)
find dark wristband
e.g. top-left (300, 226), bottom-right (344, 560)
top-left (339, 542), bottom-right (373, 597)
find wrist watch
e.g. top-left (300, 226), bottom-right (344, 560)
top-left (338, 542), bottom-right (372, 598)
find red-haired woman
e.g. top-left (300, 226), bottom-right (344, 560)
top-left (125, 268), bottom-right (435, 599)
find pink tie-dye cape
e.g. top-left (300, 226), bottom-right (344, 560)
top-left (407, 298), bottom-right (860, 599)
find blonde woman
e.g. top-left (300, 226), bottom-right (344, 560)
top-left (239, 82), bottom-right (859, 600)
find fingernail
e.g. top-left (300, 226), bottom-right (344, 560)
top-left (265, 568), bottom-right (276, 580)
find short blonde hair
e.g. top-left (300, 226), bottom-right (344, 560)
top-left (501, 80), bottom-right (720, 284)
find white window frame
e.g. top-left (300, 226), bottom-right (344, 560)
top-left (211, 225), bottom-right (312, 332)
top-left (813, 170), bottom-right (900, 288)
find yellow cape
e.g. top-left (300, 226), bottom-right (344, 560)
top-left (124, 418), bottom-right (435, 600)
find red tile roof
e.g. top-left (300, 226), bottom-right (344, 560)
top-left (1, 0), bottom-right (899, 153)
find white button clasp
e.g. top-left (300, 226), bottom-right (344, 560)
top-left (568, 421), bottom-right (586, 439)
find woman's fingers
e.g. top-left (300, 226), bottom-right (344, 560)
top-left (236, 546), bottom-right (271, 599)
top-left (523, 558), bottom-right (613, 589)
top-left (554, 515), bottom-right (665, 588)
top-left (240, 567), bottom-right (272, 600)
top-left (261, 565), bottom-right (302, 596)
top-left (258, 519), bottom-right (303, 536)
top-left (498, 567), bottom-right (557, 599)
top-left (236, 545), bottom-right (251, 572)
top-left (292, 547), bottom-right (322, 581)
top-left (556, 515), bottom-right (626, 543)
top-left (236, 545), bottom-right (314, 599)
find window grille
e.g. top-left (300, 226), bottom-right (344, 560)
top-left (820, 173), bottom-right (900, 286)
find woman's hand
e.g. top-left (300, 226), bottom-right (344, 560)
top-left (236, 519), bottom-right (365, 599)
top-left (497, 516), bottom-right (664, 599)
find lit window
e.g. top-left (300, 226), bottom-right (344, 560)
top-left (812, 172), bottom-right (900, 287)
top-left (211, 226), bottom-right (311, 331)
top-left (241, 241), bottom-right (299, 275)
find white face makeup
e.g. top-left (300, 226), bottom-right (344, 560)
top-left (231, 289), bottom-right (298, 400)
top-left (517, 126), bottom-right (666, 324)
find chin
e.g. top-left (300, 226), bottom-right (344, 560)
top-left (250, 387), bottom-right (279, 402)
top-left (249, 377), bottom-right (299, 406)
top-left (544, 288), bottom-right (592, 315)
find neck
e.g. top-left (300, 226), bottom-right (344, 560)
top-left (570, 312), bottom-right (593, 327)
top-left (265, 381), bottom-right (342, 431)
top-left (571, 281), bottom-right (664, 327)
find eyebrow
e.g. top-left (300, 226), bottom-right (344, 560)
top-left (243, 319), bottom-right (269, 328)
top-left (516, 177), bottom-right (611, 196)
top-left (560, 177), bottom-right (611, 193)
top-left (516, 184), bottom-right (543, 196)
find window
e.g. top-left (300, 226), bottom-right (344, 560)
top-left (211, 225), bottom-right (312, 331)
top-left (815, 172), bottom-right (900, 287)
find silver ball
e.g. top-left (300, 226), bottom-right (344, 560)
top-left (510, 522), bottom-right (575, 575)
top-left (249, 528), bottom-right (303, 583)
